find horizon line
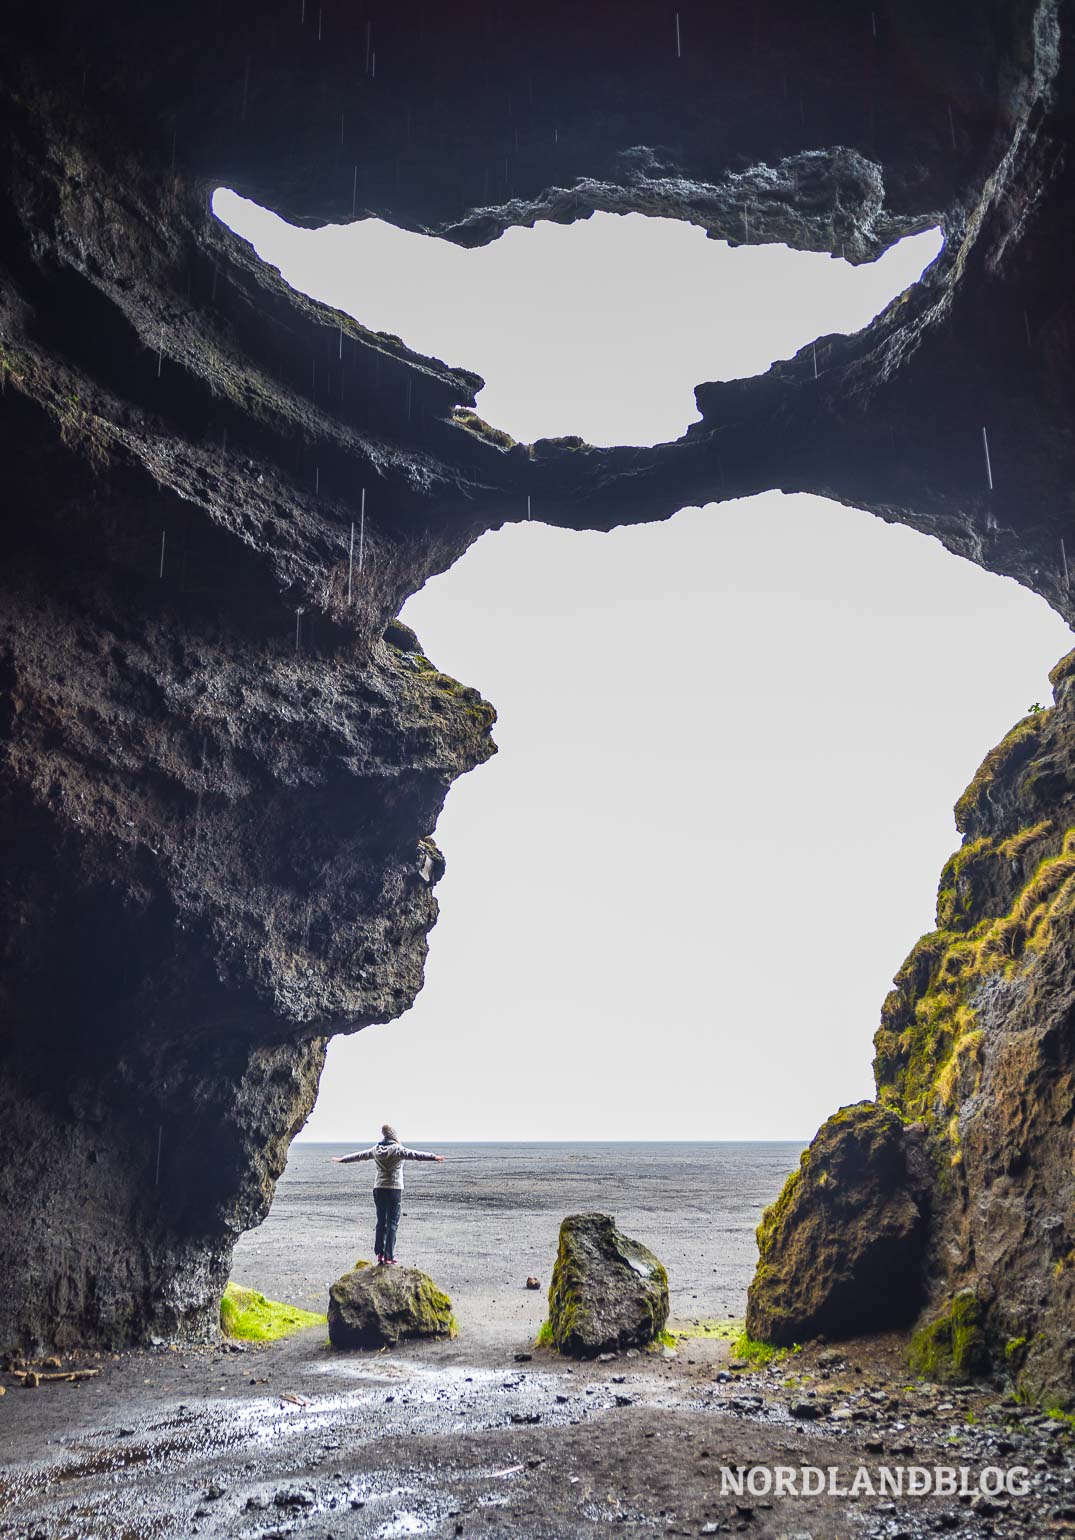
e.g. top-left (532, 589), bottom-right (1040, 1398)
top-left (293, 1136), bottom-right (810, 1145)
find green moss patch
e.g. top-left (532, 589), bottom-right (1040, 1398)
top-left (908, 1290), bottom-right (989, 1383)
top-left (953, 713), bottom-right (1049, 833)
top-left (875, 826), bottom-right (1075, 1131)
top-left (731, 1331), bottom-right (799, 1367)
top-left (220, 1282), bottom-right (326, 1342)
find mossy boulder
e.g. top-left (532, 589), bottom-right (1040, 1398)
top-left (909, 1290), bottom-right (990, 1382)
top-left (327, 1263), bottom-right (455, 1349)
top-left (746, 1102), bottom-right (930, 1347)
top-left (545, 1213), bottom-right (669, 1356)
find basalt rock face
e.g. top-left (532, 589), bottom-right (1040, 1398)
top-left (752, 654), bottom-right (1075, 1396)
top-left (746, 1103), bottom-right (932, 1347)
top-left (876, 651), bottom-right (1075, 1397)
top-left (1, 1), bottom-right (1075, 1351)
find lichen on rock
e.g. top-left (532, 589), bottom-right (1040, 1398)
top-left (327, 1263), bottom-right (456, 1349)
top-left (543, 1213), bottom-right (669, 1356)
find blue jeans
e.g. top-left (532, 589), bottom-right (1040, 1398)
top-left (374, 1188), bottom-right (402, 1260)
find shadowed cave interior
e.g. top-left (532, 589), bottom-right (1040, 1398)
top-left (1, 0), bottom-right (1074, 1408)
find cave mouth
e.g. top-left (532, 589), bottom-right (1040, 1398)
top-left (212, 188), bottom-right (944, 448)
top-left (298, 492), bottom-right (1073, 1146)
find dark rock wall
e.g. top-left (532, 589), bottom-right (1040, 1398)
top-left (878, 654), bottom-right (1075, 1395)
top-left (750, 655), bottom-right (1075, 1394)
top-left (0, 0), bottom-right (1074, 1354)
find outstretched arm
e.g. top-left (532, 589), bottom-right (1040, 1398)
top-left (331, 1148), bottom-right (376, 1164)
top-left (400, 1147), bottom-right (445, 1163)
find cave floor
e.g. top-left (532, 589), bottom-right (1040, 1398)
top-left (0, 1330), bottom-right (1072, 1540)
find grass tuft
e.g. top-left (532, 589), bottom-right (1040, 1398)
top-left (731, 1331), bottom-right (799, 1367)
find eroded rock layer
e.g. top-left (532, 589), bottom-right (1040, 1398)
top-left (0, 0), bottom-right (1074, 1357)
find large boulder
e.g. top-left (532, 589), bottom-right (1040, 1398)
top-left (327, 1263), bottom-right (455, 1349)
top-left (545, 1213), bottom-right (669, 1356)
top-left (746, 1102), bottom-right (930, 1346)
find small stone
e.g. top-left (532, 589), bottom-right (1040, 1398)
top-left (514, 1352), bottom-right (533, 1363)
top-left (598, 1352), bottom-right (617, 1363)
top-left (790, 1400), bottom-right (821, 1420)
top-left (525, 1277), bottom-right (541, 1290)
top-left (274, 1488), bottom-right (314, 1510)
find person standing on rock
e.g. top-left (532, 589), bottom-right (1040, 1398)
top-left (332, 1124), bottom-right (444, 1265)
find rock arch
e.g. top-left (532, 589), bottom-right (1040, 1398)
top-left (0, 0), bottom-right (1072, 1393)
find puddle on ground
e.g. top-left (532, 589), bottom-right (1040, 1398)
top-left (377, 1512), bottom-right (428, 1537)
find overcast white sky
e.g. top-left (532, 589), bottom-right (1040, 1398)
top-left (216, 194), bottom-right (1073, 1142)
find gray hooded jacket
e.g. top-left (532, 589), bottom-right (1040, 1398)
top-left (338, 1140), bottom-right (438, 1190)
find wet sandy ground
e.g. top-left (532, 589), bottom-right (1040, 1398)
top-left (2, 1328), bottom-right (1074, 1539)
top-left (4, 1148), bottom-right (1074, 1537)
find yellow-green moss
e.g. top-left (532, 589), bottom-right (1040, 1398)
top-left (220, 1282), bottom-right (326, 1341)
top-left (954, 713), bottom-right (1049, 832)
top-left (875, 827), bottom-right (1075, 1128)
top-left (732, 1331), bottom-right (798, 1367)
top-left (451, 408), bottom-right (517, 449)
top-left (755, 1155), bottom-right (806, 1259)
top-left (1005, 1335), bottom-right (1029, 1366)
top-left (1048, 649), bottom-right (1075, 692)
top-left (909, 1291), bottom-right (989, 1383)
top-left (997, 821), bottom-right (1054, 861)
